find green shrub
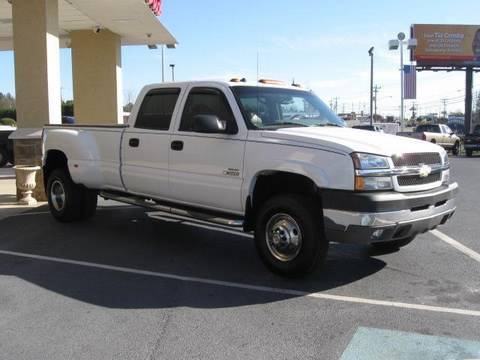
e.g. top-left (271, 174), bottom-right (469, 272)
top-left (0, 118), bottom-right (16, 127)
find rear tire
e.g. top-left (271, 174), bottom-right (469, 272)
top-left (254, 194), bottom-right (328, 277)
top-left (371, 236), bottom-right (415, 252)
top-left (47, 168), bottom-right (97, 222)
top-left (451, 141), bottom-right (460, 155)
top-left (0, 148), bottom-right (8, 168)
top-left (466, 149), bottom-right (473, 157)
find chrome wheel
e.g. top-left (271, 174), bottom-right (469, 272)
top-left (50, 179), bottom-right (66, 212)
top-left (265, 213), bottom-right (302, 262)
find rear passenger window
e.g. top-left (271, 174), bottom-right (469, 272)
top-left (135, 89), bottom-right (180, 130)
top-left (179, 87), bottom-right (237, 133)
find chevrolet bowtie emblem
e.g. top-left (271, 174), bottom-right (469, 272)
top-left (418, 164), bottom-right (432, 178)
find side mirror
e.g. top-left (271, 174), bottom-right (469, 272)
top-left (192, 114), bottom-right (228, 134)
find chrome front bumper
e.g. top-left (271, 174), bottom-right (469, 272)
top-left (323, 183), bottom-right (458, 244)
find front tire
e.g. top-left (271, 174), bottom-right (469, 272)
top-left (254, 194), bottom-right (328, 277)
top-left (47, 168), bottom-right (97, 222)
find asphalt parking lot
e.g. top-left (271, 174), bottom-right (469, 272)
top-left (0, 156), bottom-right (479, 359)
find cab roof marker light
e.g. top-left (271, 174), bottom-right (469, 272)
top-left (230, 78), bottom-right (247, 83)
top-left (258, 79), bottom-right (284, 85)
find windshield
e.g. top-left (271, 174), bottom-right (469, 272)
top-left (231, 86), bottom-right (345, 130)
top-left (416, 125), bottom-right (439, 133)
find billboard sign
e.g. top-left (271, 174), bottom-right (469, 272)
top-left (411, 24), bottom-right (480, 66)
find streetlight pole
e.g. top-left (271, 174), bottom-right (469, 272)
top-left (368, 47), bottom-right (374, 125)
top-left (170, 64), bottom-right (175, 82)
top-left (161, 45), bottom-right (165, 82)
top-left (389, 32), bottom-right (417, 132)
top-left (399, 38), bottom-right (405, 132)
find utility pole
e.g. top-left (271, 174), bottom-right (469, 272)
top-left (333, 97), bottom-right (339, 115)
top-left (441, 98), bottom-right (448, 119)
top-left (410, 102), bottom-right (417, 120)
top-left (373, 85), bottom-right (381, 121)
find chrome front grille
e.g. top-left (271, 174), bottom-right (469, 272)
top-left (397, 172), bottom-right (442, 186)
top-left (392, 152), bottom-right (441, 167)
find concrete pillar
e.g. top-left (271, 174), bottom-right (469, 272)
top-left (71, 30), bottom-right (123, 124)
top-left (11, 0), bottom-right (61, 201)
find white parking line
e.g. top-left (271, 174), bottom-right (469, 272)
top-left (430, 229), bottom-right (480, 264)
top-left (0, 249), bottom-right (480, 318)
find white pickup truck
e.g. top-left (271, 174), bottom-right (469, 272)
top-left (397, 124), bottom-right (461, 155)
top-left (42, 80), bottom-right (458, 276)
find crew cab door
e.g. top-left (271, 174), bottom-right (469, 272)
top-left (121, 86), bottom-right (184, 198)
top-left (169, 85), bottom-right (247, 214)
top-left (442, 125), bottom-right (454, 146)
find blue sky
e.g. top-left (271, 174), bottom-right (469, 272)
top-left (1, 0), bottom-right (479, 116)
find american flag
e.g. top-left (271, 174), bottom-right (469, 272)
top-left (403, 65), bottom-right (416, 100)
top-left (145, 0), bottom-right (162, 16)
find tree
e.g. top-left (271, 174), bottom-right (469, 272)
top-left (0, 92), bottom-right (15, 110)
top-left (123, 102), bottom-right (134, 112)
top-left (62, 100), bottom-right (74, 116)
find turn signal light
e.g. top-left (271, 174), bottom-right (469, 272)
top-left (355, 176), bottom-right (366, 190)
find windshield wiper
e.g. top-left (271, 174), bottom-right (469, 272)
top-left (263, 122), bottom-right (310, 128)
top-left (313, 123), bottom-right (343, 127)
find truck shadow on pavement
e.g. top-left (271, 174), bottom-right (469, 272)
top-left (0, 205), bottom-right (386, 309)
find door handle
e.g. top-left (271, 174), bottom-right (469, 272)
top-left (129, 138), bottom-right (140, 147)
top-left (171, 140), bottom-right (184, 151)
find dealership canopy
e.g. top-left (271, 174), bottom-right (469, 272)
top-left (0, 0), bottom-right (177, 50)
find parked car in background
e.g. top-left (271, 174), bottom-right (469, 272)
top-left (61, 116), bottom-right (75, 124)
top-left (352, 125), bottom-right (384, 132)
top-left (0, 125), bottom-right (15, 167)
top-left (464, 125), bottom-right (480, 157)
top-left (397, 124), bottom-right (461, 155)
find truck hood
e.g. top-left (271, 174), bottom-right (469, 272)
top-left (261, 127), bottom-right (443, 156)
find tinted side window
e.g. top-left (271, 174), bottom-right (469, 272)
top-left (179, 87), bottom-right (237, 133)
top-left (135, 89), bottom-right (180, 130)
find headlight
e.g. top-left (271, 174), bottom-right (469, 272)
top-left (442, 151), bottom-right (449, 165)
top-left (442, 169), bottom-right (450, 185)
top-left (351, 153), bottom-right (390, 170)
top-left (351, 153), bottom-right (393, 191)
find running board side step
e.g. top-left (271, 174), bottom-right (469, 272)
top-left (99, 191), bottom-right (244, 228)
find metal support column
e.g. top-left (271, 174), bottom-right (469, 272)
top-left (465, 66), bottom-right (473, 134)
